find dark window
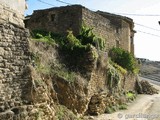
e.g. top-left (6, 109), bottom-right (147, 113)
top-left (116, 40), bottom-right (120, 47)
top-left (116, 27), bottom-right (119, 33)
top-left (130, 36), bottom-right (133, 44)
top-left (51, 14), bottom-right (56, 22)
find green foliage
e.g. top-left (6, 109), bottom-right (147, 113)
top-left (126, 91), bottom-right (136, 101)
top-left (30, 28), bottom-right (100, 77)
top-left (77, 25), bottom-right (105, 50)
top-left (31, 29), bottom-right (66, 46)
top-left (109, 59), bottom-right (127, 75)
top-left (32, 32), bottom-right (55, 46)
top-left (109, 47), bottom-right (139, 74)
top-left (66, 31), bottom-right (82, 50)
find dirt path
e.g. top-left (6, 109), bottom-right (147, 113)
top-left (92, 78), bottom-right (160, 120)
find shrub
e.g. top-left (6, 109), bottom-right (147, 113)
top-left (109, 47), bottom-right (139, 74)
top-left (77, 25), bottom-right (105, 50)
top-left (32, 32), bottom-right (55, 46)
top-left (66, 31), bottom-right (82, 50)
top-left (109, 59), bottom-right (127, 75)
top-left (31, 29), bottom-right (66, 46)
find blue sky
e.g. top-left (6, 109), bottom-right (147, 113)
top-left (25, 0), bottom-right (160, 61)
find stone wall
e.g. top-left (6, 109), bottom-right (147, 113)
top-left (0, 23), bottom-right (30, 113)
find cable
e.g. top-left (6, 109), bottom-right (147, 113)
top-left (56, 0), bottom-right (71, 5)
top-left (34, 1), bottom-right (160, 39)
top-left (136, 30), bottom-right (160, 38)
top-left (37, 1), bottom-right (160, 17)
top-left (37, 0), bottom-right (56, 7)
top-left (113, 12), bottom-right (160, 16)
top-left (135, 23), bottom-right (160, 32)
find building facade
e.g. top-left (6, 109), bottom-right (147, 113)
top-left (25, 5), bottom-right (135, 54)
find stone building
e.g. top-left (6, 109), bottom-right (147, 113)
top-left (25, 5), bottom-right (135, 54)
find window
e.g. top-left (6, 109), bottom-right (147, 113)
top-left (50, 14), bottom-right (56, 22)
top-left (130, 36), bottom-right (133, 44)
top-left (116, 40), bottom-right (120, 48)
top-left (116, 27), bottom-right (119, 33)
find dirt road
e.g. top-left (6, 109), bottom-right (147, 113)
top-left (92, 78), bottom-right (160, 120)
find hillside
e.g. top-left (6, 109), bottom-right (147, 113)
top-left (140, 60), bottom-right (160, 82)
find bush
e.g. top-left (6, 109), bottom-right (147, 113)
top-left (31, 31), bottom-right (56, 46)
top-left (77, 25), bottom-right (105, 50)
top-left (66, 31), bottom-right (82, 50)
top-left (109, 47), bottom-right (139, 74)
top-left (31, 29), bottom-right (66, 46)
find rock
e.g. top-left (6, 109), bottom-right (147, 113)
top-left (139, 80), bottom-right (158, 95)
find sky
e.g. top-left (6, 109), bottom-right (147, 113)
top-left (25, 0), bottom-right (160, 61)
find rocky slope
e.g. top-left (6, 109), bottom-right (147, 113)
top-left (26, 33), bottom-right (139, 118)
top-left (0, 28), bottom-right (139, 120)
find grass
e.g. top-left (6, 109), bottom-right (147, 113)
top-left (32, 32), bottom-right (56, 46)
top-left (53, 68), bottom-right (77, 82)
